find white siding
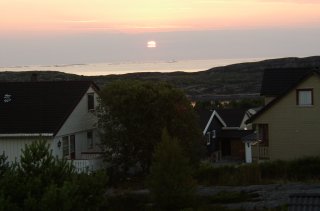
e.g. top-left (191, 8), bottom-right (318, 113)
top-left (0, 85), bottom-right (101, 166)
top-left (56, 86), bottom-right (98, 137)
top-left (54, 86), bottom-right (101, 159)
top-left (0, 138), bottom-right (53, 163)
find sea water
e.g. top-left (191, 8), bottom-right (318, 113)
top-left (0, 58), bottom-right (269, 76)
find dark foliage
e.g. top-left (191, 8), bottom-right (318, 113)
top-left (148, 130), bottom-right (196, 210)
top-left (97, 80), bottom-right (203, 181)
top-left (0, 140), bottom-right (108, 210)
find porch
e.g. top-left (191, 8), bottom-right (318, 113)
top-left (252, 145), bottom-right (269, 161)
top-left (68, 152), bottom-right (104, 173)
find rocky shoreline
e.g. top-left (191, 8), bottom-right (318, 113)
top-left (198, 183), bottom-right (320, 210)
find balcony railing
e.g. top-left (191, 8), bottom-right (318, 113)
top-left (252, 145), bottom-right (269, 161)
top-left (68, 152), bottom-right (104, 173)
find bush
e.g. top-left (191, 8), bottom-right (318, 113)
top-left (0, 140), bottom-right (109, 210)
top-left (196, 156), bottom-right (320, 186)
top-left (148, 129), bottom-right (196, 210)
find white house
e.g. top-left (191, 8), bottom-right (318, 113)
top-left (0, 81), bottom-right (103, 172)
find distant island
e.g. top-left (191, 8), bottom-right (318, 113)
top-left (1, 56), bottom-right (320, 101)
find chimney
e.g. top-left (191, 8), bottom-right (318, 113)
top-left (31, 73), bottom-right (38, 82)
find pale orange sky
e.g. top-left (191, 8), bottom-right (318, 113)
top-left (1, 0), bottom-right (320, 33)
top-left (1, 0), bottom-right (320, 67)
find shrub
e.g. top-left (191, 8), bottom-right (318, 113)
top-left (148, 129), bottom-right (196, 210)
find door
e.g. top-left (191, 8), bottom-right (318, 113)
top-left (70, 135), bottom-right (75, 159)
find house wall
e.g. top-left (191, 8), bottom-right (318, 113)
top-left (54, 86), bottom-right (100, 159)
top-left (205, 116), bottom-right (224, 154)
top-left (264, 96), bottom-right (276, 105)
top-left (253, 74), bottom-right (320, 160)
top-left (0, 137), bottom-right (53, 163)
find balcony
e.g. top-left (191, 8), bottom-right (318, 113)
top-left (68, 152), bottom-right (104, 173)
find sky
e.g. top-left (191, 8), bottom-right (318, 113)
top-left (1, 0), bottom-right (320, 66)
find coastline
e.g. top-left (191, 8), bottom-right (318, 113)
top-left (0, 58), bottom-right (269, 76)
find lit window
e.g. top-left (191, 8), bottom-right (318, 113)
top-left (88, 93), bottom-right (95, 111)
top-left (87, 131), bottom-right (93, 149)
top-left (296, 89), bottom-right (313, 106)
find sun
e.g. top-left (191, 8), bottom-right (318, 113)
top-left (147, 41), bottom-right (157, 48)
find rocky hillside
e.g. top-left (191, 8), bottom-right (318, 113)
top-left (1, 56), bottom-right (320, 100)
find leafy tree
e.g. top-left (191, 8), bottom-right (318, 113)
top-left (0, 139), bottom-right (74, 210)
top-left (0, 140), bottom-right (108, 210)
top-left (148, 129), bottom-right (196, 210)
top-left (19, 139), bottom-right (74, 187)
top-left (97, 80), bottom-right (203, 180)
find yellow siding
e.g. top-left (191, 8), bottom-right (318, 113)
top-left (253, 74), bottom-right (320, 160)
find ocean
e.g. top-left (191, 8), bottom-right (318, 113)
top-left (0, 58), bottom-right (269, 76)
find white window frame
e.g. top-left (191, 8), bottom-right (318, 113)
top-left (296, 89), bottom-right (313, 106)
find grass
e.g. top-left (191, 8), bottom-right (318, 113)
top-left (196, 156), bottom-right (320, 186)
top-left (105, 157), bottom-right (320, 210)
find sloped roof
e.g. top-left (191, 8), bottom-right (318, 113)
top-left (216, 109), bottom-right (247, 127)
top-left (218, 129), bottom-right (254, 139)
top-left (0, 81), bottom-right (98, 135)
top-left (196, 109), bottom-right (213, 131)
top-left (260, 68), bottom-right (313, 96)
top-left (247, 70), bottom-right (320, 123)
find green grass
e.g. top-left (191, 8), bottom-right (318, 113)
top-left (196, 156), bottom-right (320, 186)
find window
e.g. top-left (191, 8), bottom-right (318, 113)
top-left (206, 132), bottom-right (211, 146)
top-left (296, 89), bottom-right (313, 106)
top-left (205, 130), bottom-right (216, 146)
top-left (62, 136), bottom-right (69, 157)
top-left (88, 93), bottom-right (95, 111)
top-left (87, 131), bottom-right (93, 149)
top-left (258, 124), bottom-right (269, 146)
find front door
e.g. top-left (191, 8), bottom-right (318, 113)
top-left (70, 135), bottom-right (75, 159)
top-left (221, 139), bottom-right (231, 157)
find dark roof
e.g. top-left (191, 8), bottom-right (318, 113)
top-left (196, 109), bottom-right (213, 130)
top-left (216, 109), bottom-right (247, 127)
top-left (260, 68), bottom-right (313, 96)
top-left (0, 81), bottom-right (98, 135)
top-left (247, 70), bottom-right (320, 123)
top-left (218, 130), bottom-right (254, 139)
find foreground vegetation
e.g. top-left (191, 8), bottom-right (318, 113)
top-left (197, 157), bottom-right (320, 186)
top-left (0, 140), bottom-right (108, 210)
top-left (2, 140), bottom-right (320, 210)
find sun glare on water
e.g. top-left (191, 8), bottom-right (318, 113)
top-left (147, 41), bottom-right (157, 48)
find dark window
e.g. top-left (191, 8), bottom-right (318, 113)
top-left (87, 131), bottom-right (93, 149)
top-left (258, 124), bottom-right (269, 146)
top-left (70, 135), bottom-right (75, 160)
top-left (88, 93), bottom-right (94, 110)
top-left (296, 89), bottom-right (313, 106)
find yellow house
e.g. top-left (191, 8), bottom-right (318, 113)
top-left (248, 68), bottom-right (320, 161)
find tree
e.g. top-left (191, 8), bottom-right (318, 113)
top-left (148, 129), bottom-right (196, 209)
top-left (0, 140), bottom-right (109, 210)
top-left (97, 80), bottom-right (203, 180)
top-left (0, 140), bottom-right (74, 210)
top-left (0, 152), bottom-right (9, 177)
